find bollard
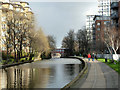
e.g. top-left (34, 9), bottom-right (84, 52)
top-left (105, 58), bottom-right (107, 62)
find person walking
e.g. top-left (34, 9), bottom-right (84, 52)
top-left (87, 53), bottom-right (91, 61)
top-left (95, 53), bottom-right (97, 60)
top-left (92, 53), bottom-right (95, 61)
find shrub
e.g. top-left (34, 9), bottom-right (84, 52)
top-left (41, 52), bottom-right (51, 59)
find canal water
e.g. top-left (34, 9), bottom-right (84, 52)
top-left (0, 58), bottom-right (83, 89)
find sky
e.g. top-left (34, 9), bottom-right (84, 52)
top-left (28, 1), bottom-right (98, 48)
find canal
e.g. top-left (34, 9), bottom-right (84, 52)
top-left (0, 58), bottom-right (83, 89)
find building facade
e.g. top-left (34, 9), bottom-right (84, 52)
top-left (111, 1), bottom-right (120, 29)
top-left (0, 0), bottom-right (34, 59)
top-left (93, 15), bottom-right (110, 53)
top-left (86, 15), bottom-right (95, 43)
top-left (98, 0), bottom-right (111, 16)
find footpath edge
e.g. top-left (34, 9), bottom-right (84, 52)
top-left (61, 57), bottom-right (88, 89)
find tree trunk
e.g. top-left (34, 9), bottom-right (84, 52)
top-left (14, 31), bottom-right (16, 62)
top-left (37, 52), bottom-right (41, 59)
top-left (20, 35), bottom-right (22, 58)
top-left (7, 44), bottom-right (9, 63)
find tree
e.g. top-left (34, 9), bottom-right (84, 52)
top-left (62, 30), bottom-right (75, 55)
top-left (47, 35), bottom-right (56, 50)
top-left (30, 28), bottom-right (50, 59)
top-left (2, 9), bottom-right (14, 62)
top-left (76, 29), bottom-right (89, 55)
top-left (102, 26), bottom-right (120, 61)
top-left (3, 8), bottom-right (34, 62)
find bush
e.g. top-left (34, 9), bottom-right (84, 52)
top-left (2, 51), bottom-right (7, 60)
top-left (41, 52), bottom-right (51, 59)
top-left (2, 51), bottom-right (14, 60)
top-left (29, 53), bottom-right (34, 60)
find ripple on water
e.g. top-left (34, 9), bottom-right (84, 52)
top-left (0, 58), bottom-right (82, 88)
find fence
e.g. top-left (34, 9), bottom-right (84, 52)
top-left (97, 54), bottom-right (120, 61)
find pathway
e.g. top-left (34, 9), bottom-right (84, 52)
top-left (70, 58), bottom-right (119, 89)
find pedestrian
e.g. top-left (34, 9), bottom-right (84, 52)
top-left (95, 53), bottom-right (97, 60)
top-left (87, 53), bottom-right (91, 61)
top-left (92, 53), bottom-right (95, 61)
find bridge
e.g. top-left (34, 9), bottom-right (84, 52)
top-left (51, 48), bottom-right (70, 58)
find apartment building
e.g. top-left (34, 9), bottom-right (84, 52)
top-left (98, 0), bottom-right (111, 16)
top-left (111, 1), bottom-right (120, 28)
top-left (93, 15), bottom-right (110, 53)
top-left (0, 0), bottom-right (34, 56)
top-left (92, 23), bottom-right (96, 52)
top-left (86, 15), bottom-right (95, 43)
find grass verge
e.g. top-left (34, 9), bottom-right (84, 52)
top-left (97, 58), bottom-right (120, 74)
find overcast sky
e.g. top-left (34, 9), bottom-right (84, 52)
top-left (28, 1), bottom-right (98, 48)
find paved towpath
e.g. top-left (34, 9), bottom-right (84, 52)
top-left (70, 58), bottom-right (119, 89)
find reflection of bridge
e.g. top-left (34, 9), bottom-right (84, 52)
top-left (51, 48), bottom-right (70, 58)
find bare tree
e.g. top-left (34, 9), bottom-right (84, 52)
top-left (76, 29), bottom-right (89, 55)
top-left (2, 9), bottom-right (14, 62)
top-left (102, 26), bottom-right (120, 60)
top-left (62, 30), bottom-right (75, 55)
top-left (30, 28), bottom-right (50, 59)
top-left (47, 35), bottom-right (56, 50)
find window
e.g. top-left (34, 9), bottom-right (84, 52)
top-left (97, 28), bottom-right (100, 31)
top-left (104, 21), bottom-right (107, 25)
top-left (9, 5), bottom-right (13, 10)
top-left (2, 24), bottom-right (6, 29)
top-left (2, 17), bottom-right (6, 21)
top-left (97, 22), bottom-right (100, 26)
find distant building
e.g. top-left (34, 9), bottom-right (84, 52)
top-left (86, 15), bottom-right (95, 43)
top-left (111, 1), bottom-right (120, 29)
top-left (93, 15), bottom-right (110, 53)
top-left (98, 0), bottom-right (111, 16)
top-left (92, 23), bottom-right (96, 52)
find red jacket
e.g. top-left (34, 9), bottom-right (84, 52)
top-left (88, 54), bottom-right (91, 58)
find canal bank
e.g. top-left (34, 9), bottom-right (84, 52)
top-left (62, 57), bottom-right (88, 89)
top-left (0, 58), bottom-right (43, 69)
top-left (0, 57), bottom-right (83, 69)
top-left (0, 60), bottom-right (34, 69)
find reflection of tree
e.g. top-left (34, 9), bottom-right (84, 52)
top-left (1, 67), bottom-right (51, 88)
top-left (29, 68), bottom-right (50, 88)
top-left (0, 69), bottom-right (7, 89)
top-left (64, 64), bottom-right (75, 76)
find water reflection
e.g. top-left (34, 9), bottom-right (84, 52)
top-left (0, 58), bottom-right (83, 89)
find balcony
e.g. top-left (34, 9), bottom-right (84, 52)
top-left (111, 2), bottom-right (118, 9)
top-left (111, 12), bottom-right (118, 19)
